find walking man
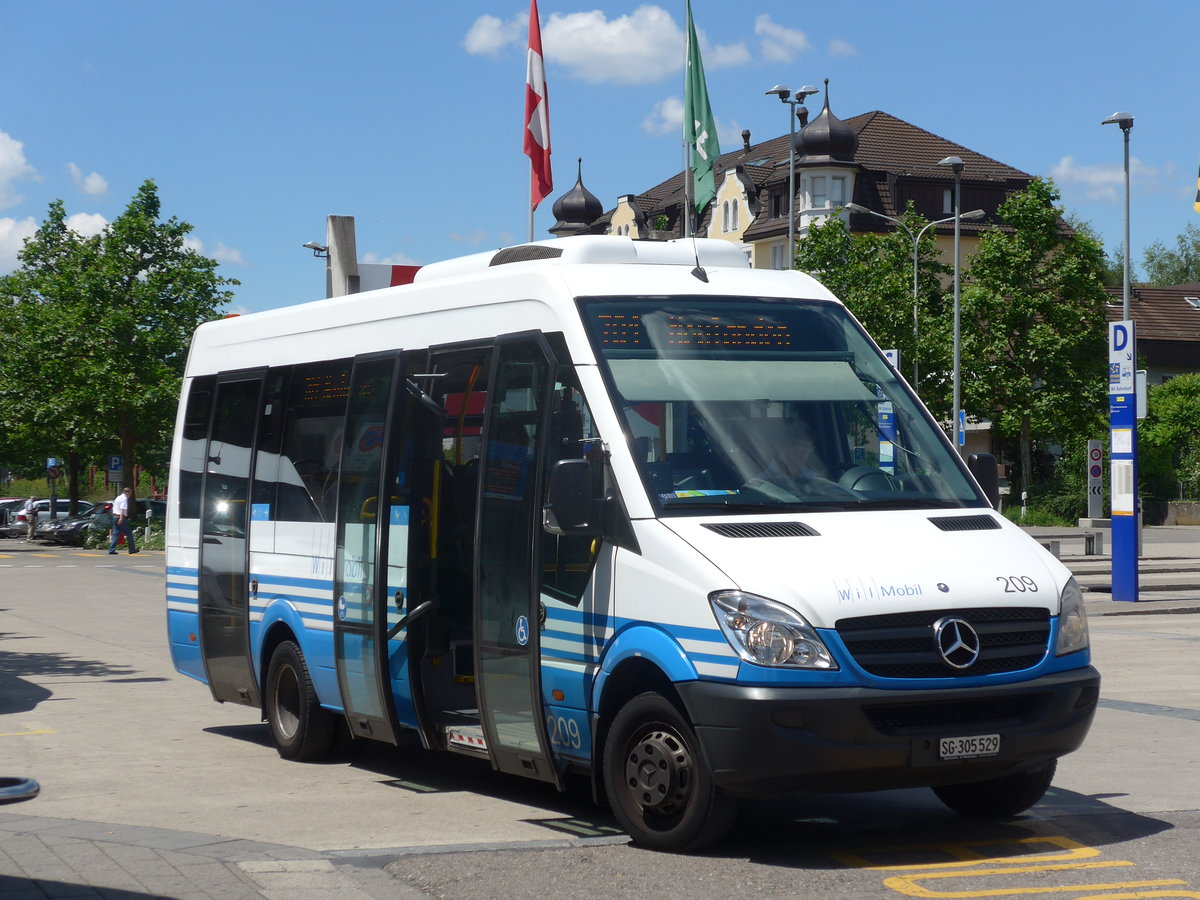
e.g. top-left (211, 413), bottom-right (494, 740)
top-left (108, 487), bottom-right (138, 555)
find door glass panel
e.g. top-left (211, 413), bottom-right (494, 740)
top-left (199, 376), bottom-right (262, 705)
top-left (477, 340), bottom-right (549, 754)
top-left (334, 358), bottom-right (394, 723)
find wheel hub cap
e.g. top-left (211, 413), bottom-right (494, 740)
top-left (625, 729), bottom-right (693, 815)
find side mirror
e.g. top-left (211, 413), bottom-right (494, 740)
top-left (967, 452), bottom-right (1000, 511)
top-left (544, 459), bottom-right (601, 535)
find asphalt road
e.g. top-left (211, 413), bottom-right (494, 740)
top-left (1, 545), bottom-right (1198, 899)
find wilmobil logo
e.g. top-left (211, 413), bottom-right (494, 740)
top-left (834, 576), bottom-right (925, 604)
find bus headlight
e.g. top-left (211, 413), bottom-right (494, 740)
top-left (1054, 577), bottom-right (1089, 656)
top-left (709, 591), bottom-right (837, 669)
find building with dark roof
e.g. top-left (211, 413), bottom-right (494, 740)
top-left (593, 84), bottom-right (1034, 271)
top-left (1105, 283), bottom-right (1200, 383)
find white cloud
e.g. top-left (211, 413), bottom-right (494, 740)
top-left (66, 212), bottom-right (107, 237)
top-left (643, 96), bottom-right (683, 136)
top-left (1050, 155), bottom-right (1159, 202)
top-left (449, 228), bottom-right (491, 246)
top-left (828, 38), bottom-right (856, 56)
top-left (183, 234), bottom-right (246, 265)
top-left (210, 241), bottom-right (247, 266)
top-left (0, 131), bottom-right (38, 209)
top-left (362, 251), bottom-right (421, 266)
top-left (463, 13), bottom-right (525, 57)
top-left (755, 15), bottom-right (811, 64)
top-left (466, 6), bottom-right (748, 86)
top-left (66, 162), bottom-right (108, 196)
top-left (643, 95), bottom-right (742, 151)
top-left (0, 215), bottom-right (37, 272)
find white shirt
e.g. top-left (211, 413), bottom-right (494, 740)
top-left (112, 493), bottom-right (130, 519)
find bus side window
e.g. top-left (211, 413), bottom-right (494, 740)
top-left (541, 376), bottom-right (602, 606)
top-left (179, 375), bottom-right (216, 521)
top-left (277, 360), bottom-right (352, 522)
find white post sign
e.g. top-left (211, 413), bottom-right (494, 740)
top-left (1086, 440), bottom-right (1103, 520)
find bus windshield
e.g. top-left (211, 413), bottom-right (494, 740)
top-left (578, 296), bottom-right (984, 514)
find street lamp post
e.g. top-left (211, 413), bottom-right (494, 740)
top-left (1102, 112), bottom-right (1134, 320)
top-left (937, 156), bottom-right (965, 452)
top-left (765, 84), bottom-right (818, 269)
top-left (844, 203), bottom-right (984, 389)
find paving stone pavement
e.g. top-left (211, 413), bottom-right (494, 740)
top-left (0, 813), bottom-right (421, 899)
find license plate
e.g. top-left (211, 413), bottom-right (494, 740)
top-left (939, 734), bottom-right (1001, 760)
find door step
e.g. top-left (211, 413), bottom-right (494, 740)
top-left (445, 723), bottom-right (488, 756)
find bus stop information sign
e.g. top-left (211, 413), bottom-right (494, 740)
top-left (1108, 320), bottom-right (1138, 602)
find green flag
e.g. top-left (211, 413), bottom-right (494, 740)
top-left (684, 1), bottom-right (719, 218)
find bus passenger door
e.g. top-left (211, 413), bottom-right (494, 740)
top-left (333, 354), bottom-right (405, 744)
top-left (198, 370), bottom-right (265, 706)
top-left (474, 334), bottom-right (561, 786)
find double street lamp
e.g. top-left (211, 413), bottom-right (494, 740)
top-left (844, 203), bottom-right (984, 389)
top-left (765, 83), bottom-right (819, 269)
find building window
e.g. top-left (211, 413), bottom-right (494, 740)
top-left (811, 176), bottom-right (827, 210)
top-left (771, 243), bottom-right (788, 270)
top-left (722, 201), bottom-right (730, 232)
top-left (943, 188), bottom-right (953, 214)
top-left (770, 190), bottom-right (785, 219)
top-left (732, 199), bottom-right (739, 230)
top-left (831, 176), bottom-right (846, 208)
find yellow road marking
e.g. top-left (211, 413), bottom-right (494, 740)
top-left (833, 835), bottom-right (1192, 899)
top-left (0, 728), bottom-right (56, 736)
top-left (883, 863), bottom-right (1182, 898)
top-left (831, 835), bottom-right (1100, 870)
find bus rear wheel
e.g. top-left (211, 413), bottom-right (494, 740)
top-left (265, 640), bottom-right (336, 761)
top-left (603, 692), bottom-right (734, 851)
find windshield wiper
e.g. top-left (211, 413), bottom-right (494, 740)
top-left (660, 498), bottom-right (856, 513)
top-left (850, 498), bottom-right (967, 511)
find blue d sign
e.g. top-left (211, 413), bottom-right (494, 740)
top-left (1112, 324), bottom-right (1128, 352)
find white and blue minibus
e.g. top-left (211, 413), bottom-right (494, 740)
top-left (166, 235), bottom-right (1099, 850)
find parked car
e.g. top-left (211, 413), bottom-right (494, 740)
top-left (0, 498), bottom-right (26, 529)
top-left (36, 502), bottom-right (113, 545)
top-left (1, 498), bottom-right (95, 538)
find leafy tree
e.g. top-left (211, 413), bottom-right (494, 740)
top-left (1141, 223), bottom-right (1200, 286)
top-left (959, 178), bottom-right (1110, 497)
top-left (0, 181), bottom-right (237, 503)
top-left (1139, 373), bottom-right (1200, 499)
top-left (795, 202), bottom-right (951, 415)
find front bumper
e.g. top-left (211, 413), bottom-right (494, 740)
top-left (676, 666), bottom-right (1100, 796)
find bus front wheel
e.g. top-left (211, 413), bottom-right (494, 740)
top-left (932, 760), bottom-right (1057, 818)
top-left (265, 640), bottom-right (336, 761)
top-left (602, 692), bottom-right (734, 851)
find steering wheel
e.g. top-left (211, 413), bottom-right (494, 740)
top-left (838, 465), bottom-right (899, 492)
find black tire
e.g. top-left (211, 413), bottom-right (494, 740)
top-left (265, 640), bottom-right (336, 761)
top-left (602, 692), bottom-right (735, 852)
top-left (932, 760), bottom-right (1057, 818)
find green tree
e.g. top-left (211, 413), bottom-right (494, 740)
top-left (1139, 373), bottom-right (1200, 499)
top-left (795, 202), bottom-right (951, 414)
top-left (0, 181), bottom-right (237, 503)
top-left (1141, 223), bottom-right (1200, 286)
top-left (960, 178), bottom-right (1110, 497)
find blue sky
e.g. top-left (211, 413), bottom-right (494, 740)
top-left (2, 1), bottom-right (1195, 313)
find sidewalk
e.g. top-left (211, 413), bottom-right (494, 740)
top-left (1021, 524), bottom-right (1200, 615)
